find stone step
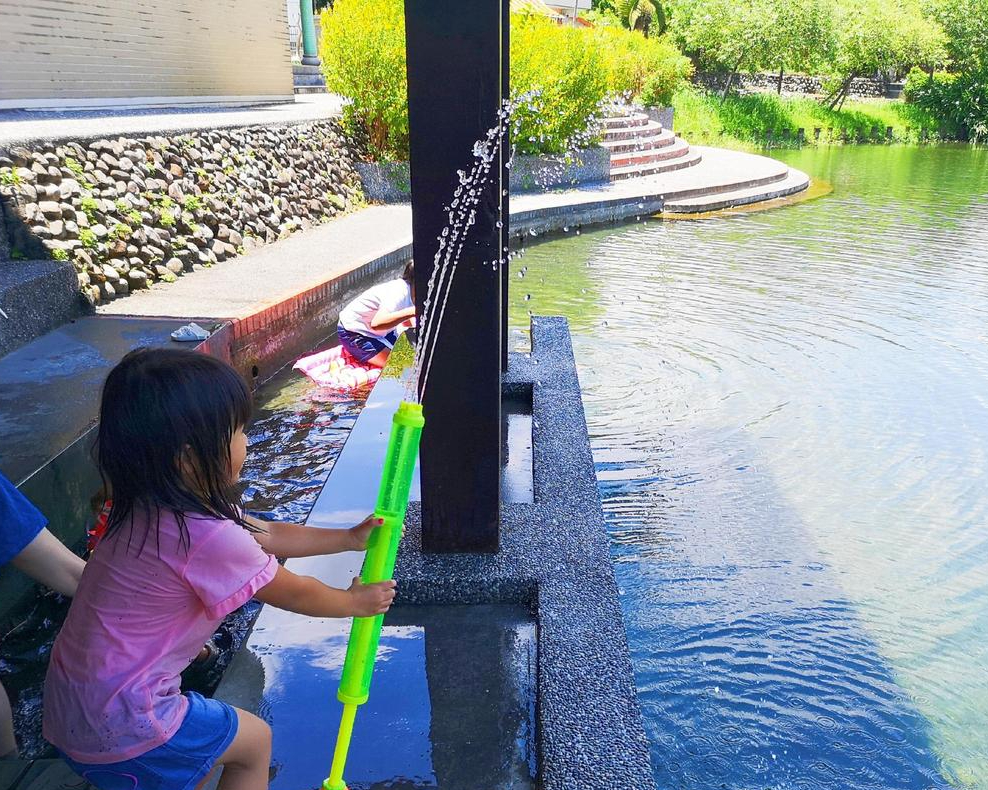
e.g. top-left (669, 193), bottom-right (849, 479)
top-left (886, 82), bottom-right (905, 99)
top-left (292, 63), bottom-right (323, 76)
top-left (600, 128), bottom-right (676, 154)
top-left (293, 72), bottom-right (326, 87)
top-left (610, 148), bottom-right (703, 180)
top-left (602, 119), bottom-right (663, 142)
top-left (663, 167), bottom-right (810, 213)
top-left (294, 84), bottom-right (328, 95)
top-left (610, 138), bottom-right (690, 169)
top-left (601, 112), bottom-right (649, 129)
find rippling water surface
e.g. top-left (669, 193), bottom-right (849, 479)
top-left (509, 145), bottom-right (988, 789)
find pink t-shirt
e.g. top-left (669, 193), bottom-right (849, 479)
top-left (43, 509), bottom-right (277, 764)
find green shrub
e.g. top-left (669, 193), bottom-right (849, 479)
top-left (904, 67), bottom-right (988, 141)
top-left (510, 14), bottom-right (609, 155)
top-left (594, 27), bottom-right (692, 100)
top-left (319, 2), bottom-right (691, 160)
top-left (50, 247), bottom-right (69, 262)
top-left (671, 85), bottom-right (941, 148)
top-left (320, 0), bottom-right (408, 161)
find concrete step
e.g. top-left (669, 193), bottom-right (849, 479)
top-left (602, 119), bottom-right (663, 142)
top-left (294, 85), bottom-right (328, 95)
top-left (663, 167), bottom-right (810, 213)
top-left (293, 73), bottom-right (326, 87)
top-left (610, 138), bottom-right (690, 169)
top-left (600, 128), bottom-right (676, 153)
top-left (610, 148), bottom-right (703, 180)
top-left (655, 155), bottom-right (792, 202)
top-left (601, 112), bottom-right (649, 129)
top-left (292, 63), bottom-right (323, 76)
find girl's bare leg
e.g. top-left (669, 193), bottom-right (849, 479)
top-left (196, 707), bottom-right (271, 790)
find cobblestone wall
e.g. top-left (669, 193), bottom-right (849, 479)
top-left (694, 72), bottom-right (887, 98)
top-left (0, 121), bottom-right (363, 306)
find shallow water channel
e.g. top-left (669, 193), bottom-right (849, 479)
top-left (509, 144), bottom-right (988, 789)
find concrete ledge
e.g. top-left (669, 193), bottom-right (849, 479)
top-left (396, 317), bottom-right (655, 790)
top-left (0, 259), bottom-right (85, 357)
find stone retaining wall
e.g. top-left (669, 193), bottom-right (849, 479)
top-left (695, 71), bottom-right (887, 98)
top-left (0, 121), bottom-right (364, 307)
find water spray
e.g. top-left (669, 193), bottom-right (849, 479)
top-left (324, 91), bottom-right (598, 789)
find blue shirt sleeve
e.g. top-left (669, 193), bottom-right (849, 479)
top-left (0, 472), bottom-right (48, 566)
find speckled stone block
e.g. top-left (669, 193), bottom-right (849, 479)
top-left (396, 316), bottom-right (656, 790)
top-left (0, 260), bottom-right (85, 357)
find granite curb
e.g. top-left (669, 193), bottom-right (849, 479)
top-left (396, 317), bottom-right (656, 790)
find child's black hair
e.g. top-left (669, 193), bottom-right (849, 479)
top-left (96, 348), bottom-right (256, 554)
top-left (402, 260), bottom-right (414, 285)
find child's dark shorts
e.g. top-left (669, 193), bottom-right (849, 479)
top-left (338, 324), bottom-right (399, 363)
top-left (59, 691), bottom-right (239, 790)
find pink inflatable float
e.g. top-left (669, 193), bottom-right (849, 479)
top-left (293, 345), bottom-right (381, 390)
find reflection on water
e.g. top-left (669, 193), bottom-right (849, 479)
top-left (510, 145), bottom-right (988, 789)
top-left (219, 604), bottom-right (536, 790)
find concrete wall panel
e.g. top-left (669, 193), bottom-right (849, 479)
top-left (0, 0), bottom-right (293, 108)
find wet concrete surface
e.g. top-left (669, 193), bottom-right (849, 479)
top-left (501, 392), bottom-right (534, 504)
top-left (0, 315), bottom-right (199, 485)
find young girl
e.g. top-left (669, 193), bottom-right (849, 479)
top-left (43, 348), bottom-right (396, 790)
top-left (337, 261), bottom-right (416, 368)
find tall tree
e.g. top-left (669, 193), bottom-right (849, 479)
top-left (763, 0), bottom-right (836, 92)
top-left (824, 0), bottom-right (946, 108)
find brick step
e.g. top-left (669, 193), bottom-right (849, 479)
top-left (663, 168), bottom-right (810, 213)
top-left (601, 112), bottom-right (649, 129)
top-left (600, 128), bottom-right (676, 153)
top-left (610, 138), bottom-right (691, 169)
top-left (602, 119), bottom-right (663, 142)
top-left (610, 149), bottom-right (703, 180)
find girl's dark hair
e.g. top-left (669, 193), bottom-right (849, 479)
top-left (402, 260), bottom-right (414, 285)
top-left (97, 348), bottom-right (254, 553)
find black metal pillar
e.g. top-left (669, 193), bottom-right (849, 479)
top-left (500, 0), bottom-right (511, 372)
top-left (406, 0), bottom-right (506, 553)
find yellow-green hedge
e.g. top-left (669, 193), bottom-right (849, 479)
top-left (321, 0), bottom-right (692, 161)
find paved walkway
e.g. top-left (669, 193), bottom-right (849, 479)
top-left (0, 94), bottom-right (345, 147)
top-left (101, 146), bottom-right (806, 321)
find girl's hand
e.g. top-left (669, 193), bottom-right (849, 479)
top-left (348, 515), bottom-right (384, 551)
top-left (347, 577), bottom-right (397, 616)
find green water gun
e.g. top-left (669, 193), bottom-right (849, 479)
top-left (323, 400), bottom-right (425, 790)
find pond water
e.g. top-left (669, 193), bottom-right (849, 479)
top-left (509, 145), bottom-right (988, 789)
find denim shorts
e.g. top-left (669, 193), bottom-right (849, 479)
top-left (59, 692), bottom-right (238, 790)
top-left (338, 324), bottom-right (399, 363)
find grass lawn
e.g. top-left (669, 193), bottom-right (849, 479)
top-left (671, 88), bottom-right (943, 150)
